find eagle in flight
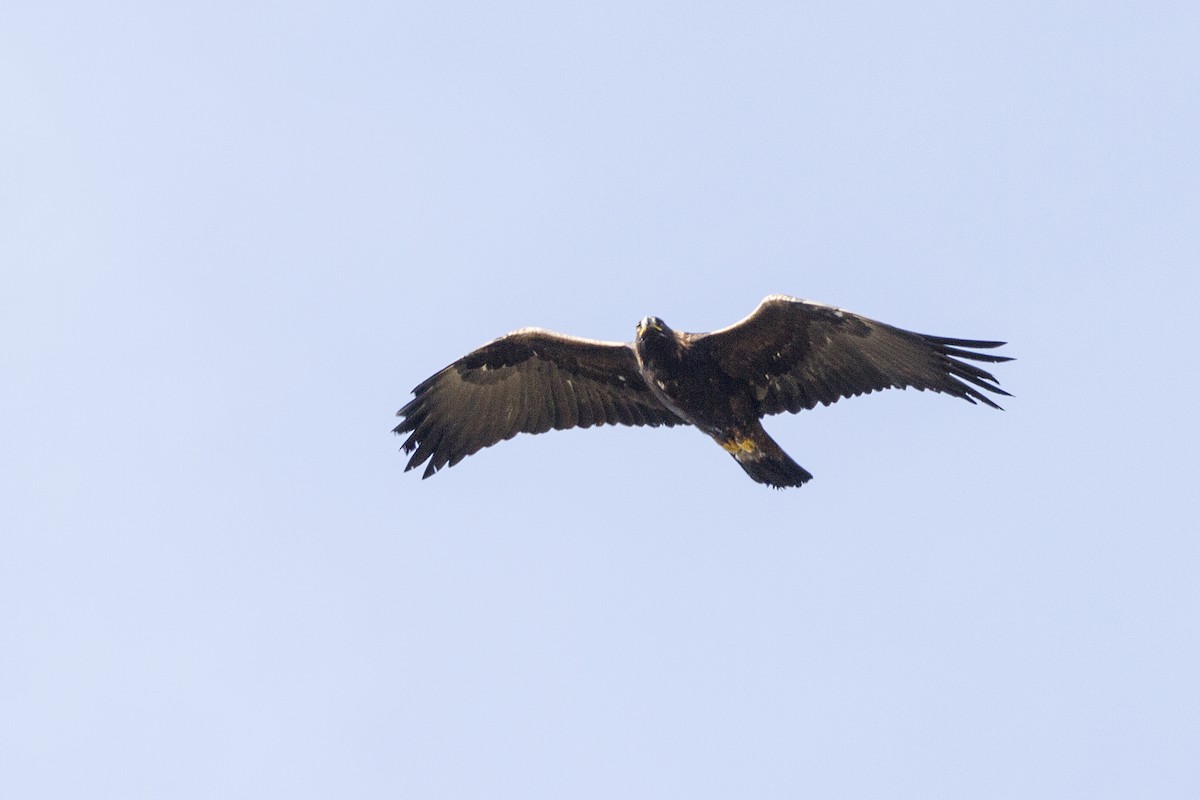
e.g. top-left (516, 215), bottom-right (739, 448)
top-left (395, 295), bottom-right (1011, 488)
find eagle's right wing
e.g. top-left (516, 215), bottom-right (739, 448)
top-left (395, 329), bottom-right (682, 478)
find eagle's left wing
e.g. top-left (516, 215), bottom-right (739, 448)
top-left (692, 295), bottom-right (1011, 416)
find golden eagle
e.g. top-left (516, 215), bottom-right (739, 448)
top-left (394, 295), bottom-right (1011, 488)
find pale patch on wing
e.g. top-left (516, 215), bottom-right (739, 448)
top-left (498, 327), bottom-right (629, 348)
top-left (699, 294), bottom-right (852, 337)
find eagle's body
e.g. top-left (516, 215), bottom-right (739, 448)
top-left (395, 295), bottom-right (1011, 488)
top-left (633, 315), bottom-right (814, 486)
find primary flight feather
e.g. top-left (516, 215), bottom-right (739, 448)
top-left (394, 295), bottom-right (1011, 488)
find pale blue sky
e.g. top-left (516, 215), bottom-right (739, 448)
top-left (3, 1), bottom-right (1198, 798)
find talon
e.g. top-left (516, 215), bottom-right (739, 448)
top-left (719, 437), bottom-right (757, 454)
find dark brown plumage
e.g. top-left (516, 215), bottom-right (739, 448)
top-left (394, 295), bottom-right (1011, 488)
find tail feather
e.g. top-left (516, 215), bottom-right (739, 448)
top-left (724, 429), bottom-right (813, 489)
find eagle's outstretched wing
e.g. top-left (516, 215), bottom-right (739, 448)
top-left (693, 295), bottom-right (1011, 416)
top-left (395, 329), bottom-right (682, 477)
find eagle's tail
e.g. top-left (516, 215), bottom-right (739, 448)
top-left (719, 428), bottom-right (813, 489)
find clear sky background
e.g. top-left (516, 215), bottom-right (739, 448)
top-left (3, 2), bottom-right (1198, 798)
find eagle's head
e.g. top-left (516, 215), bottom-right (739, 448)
top-left (635, 316), bottom-right (667, 340)
top-left (634, 315), bottom-right (679, 367)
